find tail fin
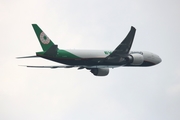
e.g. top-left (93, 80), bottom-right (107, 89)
top-left (32, 24), bottom-right (55, 51)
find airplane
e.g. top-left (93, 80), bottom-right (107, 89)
top-left (17, 24), bottom-right (162, 76)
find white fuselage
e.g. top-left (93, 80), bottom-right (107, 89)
top-left (66, 50), bottom-right (160, 63)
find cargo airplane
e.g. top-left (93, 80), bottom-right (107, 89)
top-left (17, 24), bottom-right (161, 76)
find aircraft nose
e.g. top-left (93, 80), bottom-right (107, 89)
top-left (154, 54), bottom-right (162, 64)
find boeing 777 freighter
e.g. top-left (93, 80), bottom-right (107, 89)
top-left (18, 24), bottom-right (161, 76)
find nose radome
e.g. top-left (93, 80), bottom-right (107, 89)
top-left (155, 55), bottom-right (162, 64)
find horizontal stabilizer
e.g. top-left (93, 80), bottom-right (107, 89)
top-left (16, 56), bottom-right (39, 59)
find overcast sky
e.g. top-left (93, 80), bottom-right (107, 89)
top-left (0, 0), bottom-right (180, 120)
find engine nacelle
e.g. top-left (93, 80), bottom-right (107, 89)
top-left (127, 54), bottom-right (144, 65)
top-left (90, 68), bottom-right (109, 76)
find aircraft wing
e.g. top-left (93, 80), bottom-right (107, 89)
top-left (19, 65), bottom-right (116, 69)
top-left (106, 26), bottom-right (136, 62)
top-left (16, 56), bottom-right (39, 59)
top-left (19, 65), bottom-right (75, 69)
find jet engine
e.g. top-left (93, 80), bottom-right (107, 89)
top-left (126, 54), bottom-right (144, 65)
top-left (90, 68), bottom-right (109, 76)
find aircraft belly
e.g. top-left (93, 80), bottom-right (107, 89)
top-left (42, 56), bottom-right (125, 67)
top-left (125, 61), bottom-right (155, 67)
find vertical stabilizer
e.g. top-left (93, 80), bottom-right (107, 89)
top-left (32, 24), bottom-right (55, 51)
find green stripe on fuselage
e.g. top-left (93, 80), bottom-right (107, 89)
top-left (36, 49), bottom-right (80, 59)
top-left (57, 49), bottom-right (80, 59)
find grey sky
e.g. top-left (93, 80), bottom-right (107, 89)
top-left (0, 0), bottom-right (180, 120)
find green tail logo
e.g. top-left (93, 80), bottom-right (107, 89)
top-left (32, 24), bottom-right (55, 51)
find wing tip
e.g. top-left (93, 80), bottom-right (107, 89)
top-left (131, 26), bottom-right (136, 31)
